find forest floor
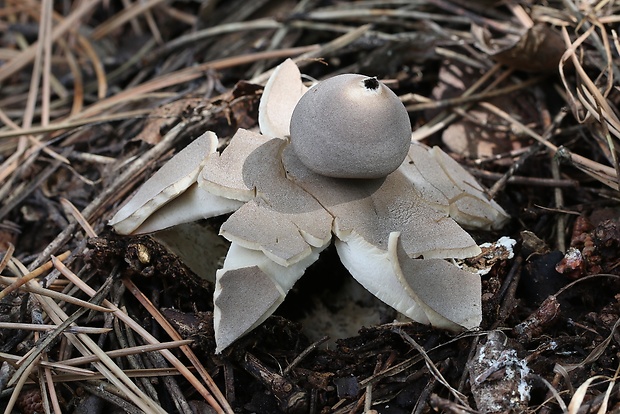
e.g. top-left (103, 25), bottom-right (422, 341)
top-left (1, 1), bottom-right (620, 413)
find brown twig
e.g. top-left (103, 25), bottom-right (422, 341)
top-left (122, 277), bottom-right (233, 414)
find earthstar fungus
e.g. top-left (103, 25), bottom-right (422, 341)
top-left (110, 59), bottom-right (509, 353)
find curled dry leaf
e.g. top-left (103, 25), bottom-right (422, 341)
top-left (472, 23), bottom-right (565, 73)
top-left (110, 59), bottom-right (509, 352)
top-left (135, 98), bottom-right (204, 145)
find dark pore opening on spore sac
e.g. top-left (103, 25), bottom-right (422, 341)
top-left (363, 77), bottom-right (379, 90)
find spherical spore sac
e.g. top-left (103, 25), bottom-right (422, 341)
top-left (290, 74), bottom-right (412, 179)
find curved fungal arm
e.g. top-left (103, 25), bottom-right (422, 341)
top-left (214, 241), bottom-right (329, 353)
top-left (336, 231), bottom-right (482, 332)
top-left (110, 131), bottom-right (225, 235)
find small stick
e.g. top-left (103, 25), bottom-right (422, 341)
top-left (0, 352), bottom-right (94, 376)
top-left (469, 169), bottom-right (578, 188)
top-left (551, 158), bottom-right (567, 252)
top-left (0, 251), bottom-right (70, 300)
top-left (0, 322), bottom-right (110, 335)
top-left (60, 198), bottom-right (97, 238)
top-left (0, 275), bottom-right (110, 313)
top-left (282, 336), bottom-right (329, 376)
top-left (0, 244), bottom-right (15, 275)
top-left (0, 1), bottom-right (101, 84)
top-left (507, 1), bottom-right (534, 28)
top-left (122, 277), bottom-right (233, 414)
top-left (61, 340), bottom-right (193, 367)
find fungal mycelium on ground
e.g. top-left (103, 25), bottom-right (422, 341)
top-left (110, 59), bottom-right (509, 353)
